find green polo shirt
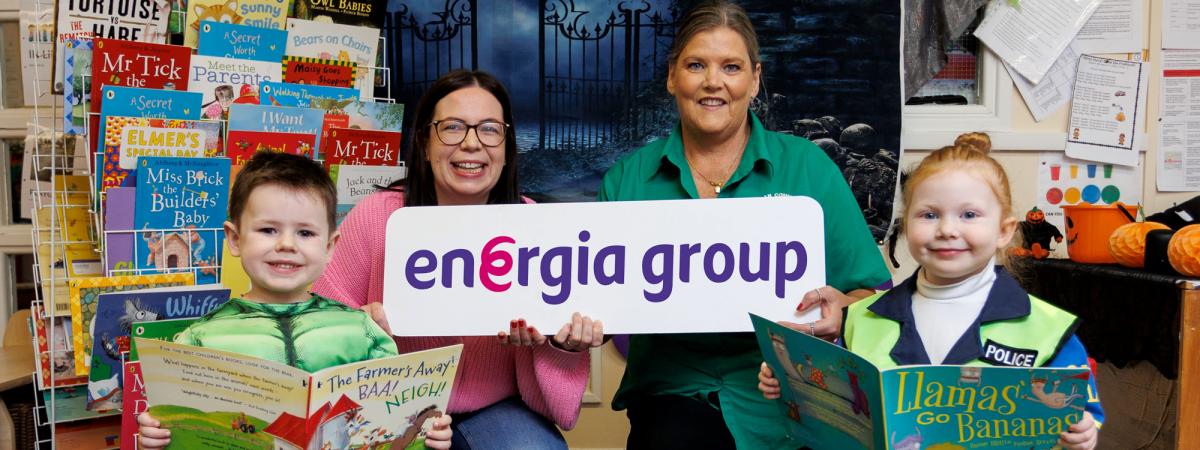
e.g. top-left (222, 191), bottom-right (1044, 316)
top-left (598, 114), bottom-right (890, 448)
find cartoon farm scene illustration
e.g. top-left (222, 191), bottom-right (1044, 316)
top-left (262, 395), bottom-right (442, 450)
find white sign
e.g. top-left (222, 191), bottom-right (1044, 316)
top-left (382, 197), bottom-right (827, 336)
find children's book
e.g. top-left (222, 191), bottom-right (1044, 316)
top-left (99, 116), bottom-right (223, 191)
top-left (104, 187), bottom-right (137, 276)
top-left (32, 302), bottom-right (89, 389)
top-left (189, 55), bottom-right (281, 120)
top-left (329, 164), bottom-right (405, 225)
top-left (90, 40), bottom-right (193, 151)
top-left (63, 39), bottom-right (94, 135)
top-left (138, 340), bottom-right (463, 450)
top-left (43, 387), bottom-right (121, 422)
top-left (86, 286), bottom-right (231, 411)
top-left (95, 86), bottom-right (204, 172)
top-left (750, 314), bottom-right (1095, 450)
top-left (196, 21), bottom-right (287, 62)
top-left (258, 81), bottom-right (357, 108)
top-left (314, 100), bottom-right (404, 160)
top-left (322, 127), bottom-right (402, 167)
top-left (37, 243), bottom-right (101, 316)
top-left (51, 0), bottom-right (170, 90)
top-left (184, 0), bottom-right (291, 48)
top-left (292, 0), bottom-right (384, 28)
top-left (281, 56), bottom-right (357, 88)
top-left (228, 103), bottom-right (327, 148)
top-left (285, 18), bottom-right (379, 100)
top-left (122, 318), bottom-right (203, 450)
top-left (133, 157), bottom-right (231, 285)
top-left (226, 130), bottom-right (317, 164)
top-left (68, 273), bottom-right (196, 376)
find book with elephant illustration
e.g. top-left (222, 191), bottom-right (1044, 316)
top-left (136, 339), bottom-right (462, 450)
top-left (750, 314), bottom-right (1093, 450)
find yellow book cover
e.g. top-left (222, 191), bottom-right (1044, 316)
top-left (183, 0), bottom-right (291, 48)
top-left (39, 243), bottom-right (103, 314)
top-left (69, 273), bottom-right (195, 376)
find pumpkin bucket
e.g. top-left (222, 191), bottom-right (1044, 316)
top-left (1062, 202), bottom-right (1137, 264)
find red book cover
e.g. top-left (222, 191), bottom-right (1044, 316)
top-left (90, 39), bottom-right (192, 152)
top-left (119, 361), bottom-right (145, 450)
top-left (318, 113), bottom-right (351, 160)
top-left (227, 130), bottom-right (318, 164)
top-left (281, 56), bottom-right (357, 88)
top-left (321, 127), bottom-right (402, 167)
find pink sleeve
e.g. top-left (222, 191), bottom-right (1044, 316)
top-left (512, 343), bottom-right (591, 429)
top-left (313, 191), bottom-right (400, 308)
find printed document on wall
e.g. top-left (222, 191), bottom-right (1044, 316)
top-left (1074, 0), bottom-right (1145, 54)
top-left (1163, 0), bottom-right (1200, 49)
top-left (974, 0), bottom-right (1102, 84)
top-left (1158, 50), bottom-right (1200, 190)
top-left (1006, 43), bottom-right (1080, 122)
top-left (1161, 50), bottom-right (1200, 119)
top-left (1065, 55), bottom-right (1146, 167)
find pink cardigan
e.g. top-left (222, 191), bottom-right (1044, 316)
top-left (312, 190), bottom-right (591, 429)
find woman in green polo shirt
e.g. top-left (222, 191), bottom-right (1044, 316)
top-left (596, 1), bottom-right (890, 448)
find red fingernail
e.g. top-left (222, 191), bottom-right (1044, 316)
top-left (526, 326), bottom-right (534, 333)
top-left (796, 302), bottom-right (804, 311)
top-left (518, 319), bottom-right (526, 327)
top-left (510, 320), bottom-right (517, 328)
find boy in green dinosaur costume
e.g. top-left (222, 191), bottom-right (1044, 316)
top-left (137, 151), bottom-right (453, 449)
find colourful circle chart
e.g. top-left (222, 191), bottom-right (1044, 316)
top-left (1101, 185), bottom-right (1121, 204)
top-left (1065, 187), bottom-right (1081, 204)
top-left (1046, 187), bottom-right (1063, 205)
top-left (1082, 185), bottom-right (1101, 204)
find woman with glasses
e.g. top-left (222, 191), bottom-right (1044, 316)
top-left (313, 69), bottom-right (603, 449)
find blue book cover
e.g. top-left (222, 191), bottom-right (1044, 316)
top-left (97, 87), bottom-right (204, 158)
top-left (751, 314), bottom-right (1093, 449)
top-left (133, 157), bottom-right (231, 286)
top-left (63, 39), bottom-right (94, 136)
top-left (85, 286), bottom-right (230, 411)
top-left (259, 81), bottom-right (358, 108)
top-left (228, 103), bottom-right (327, 148)
top-left (196, 21), bottom-right (288, 62)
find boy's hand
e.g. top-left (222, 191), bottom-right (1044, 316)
top-left (424, 413), bottom-right (453, 449)
top-left (551, 312), bottom-right (603, 352)
top-left (1058, 411), bottom-right (1098, 450)
top-left (758, 362), bottom-right (782, 399)
top-left (361, 302), bottom-right (392, 335)
top-left (498, 318), bottom-right (546, 346)
top-left (137, 411), bottom-right (171, 450)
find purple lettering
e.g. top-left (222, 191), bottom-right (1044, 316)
top-left (442, 249), bottom-right (475, 288)
top-left (405, 250), bottom-right (437, 289)
top-left (541, 246), bottom-right (572, 304)
top-left (642, 244), bottom-right (674, 302)
top-left (577, 230), bottom-right (591, 285)
top-left (594, 245), bottom-right (625, 285)
top-left (738, 242), bottom-right (770, 282)
top-left (703, 244), bottom-right (734, 282)
top-left (517, 246), bottom-right (540, 286)
top-left (774, 241), bottom-right (807, 298)
top-left (678, 243), bottom-right (700, 282)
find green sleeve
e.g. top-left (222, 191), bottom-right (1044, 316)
top-left (173, 324), bottom-right (202, 347)
top-left (364, 315), bottom-right (399, 358)
top-left (596, 159), bottom-right (623, 202)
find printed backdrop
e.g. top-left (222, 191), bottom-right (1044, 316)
top-left (382, 0), bottom-right (901, 241)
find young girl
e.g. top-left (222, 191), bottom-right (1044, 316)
top-left (758, 133), bottom-right (1102, 450)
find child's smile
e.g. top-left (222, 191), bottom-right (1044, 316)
top-left (906, 171), bottom-right (1016, 285)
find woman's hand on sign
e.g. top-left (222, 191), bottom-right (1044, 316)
top-left (551, 312), bottom-right (604, 352)
top-left (783, 285), bottom-right (849, 341)
top-left (498, 318), bottom-right (547, 346)
top-left (361, 302), bottom-right (392, 335)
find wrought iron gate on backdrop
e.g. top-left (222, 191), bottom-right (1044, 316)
top-left (384, 0), bottom-right (480, 112)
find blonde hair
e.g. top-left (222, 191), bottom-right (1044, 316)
top-left (901, 132), bottom-right (1023, 271)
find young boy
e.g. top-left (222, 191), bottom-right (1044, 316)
top-left (137, 151), bottom-right (452, 449)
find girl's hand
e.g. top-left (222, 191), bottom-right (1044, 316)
top-left (550, 312), bottom-right (604, 352)
top-left (137, 411), bottom-right (171, 450)
top-left (782, 285), bottom-right (846, 341)
top-left (758, 362), bottom-right (781, 399)
top-left (361, 302), bottom-right (392, 335)
top-left (1058, 411), bottom-right (1098, 450)
top-left (424, 413), bottom-right (453, 449)
top-left (497, 318), bottom-right (546, 346)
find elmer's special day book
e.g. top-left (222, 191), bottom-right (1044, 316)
top-left (137, 340), bottom-right (463, 450)
top-left (750, 314), bottom-right (1094, 450)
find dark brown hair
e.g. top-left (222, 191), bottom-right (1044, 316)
top-left (228, 151), bottom-right (337, 232)
top-left (668, 0), bottom-right (761, 67)
top-left (390, 69), bottom-right (521, 206)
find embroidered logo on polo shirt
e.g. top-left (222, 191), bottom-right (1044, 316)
top-left (981, 339), bottom-right (1037, 367)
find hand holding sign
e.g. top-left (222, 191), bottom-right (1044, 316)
top-left (498, 312), bottom-right (604, 352)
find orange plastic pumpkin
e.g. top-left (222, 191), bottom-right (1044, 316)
top-left (1168, 224), bottom-right (1200, 277)
top-left (1109, 222), bottom-right (1169, 268)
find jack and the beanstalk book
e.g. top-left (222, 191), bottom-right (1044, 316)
top-left (750, 314), bottom-right (1094, 450)
top-left (137, 339), bottom-right (462, 450)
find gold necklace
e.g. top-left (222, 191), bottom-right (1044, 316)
top-left (686, 133), bottom-right (748, 195)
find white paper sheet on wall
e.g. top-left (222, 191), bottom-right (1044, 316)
top-left (974, 0), bottom-right (1102, 84)
top-left (1157, 119), bottom-right (1200, 191)
top-left (1074, 0), bottom-right (1146, 54)
top-left (1006, 43), bottom-right (1080, 122)
top-left (1163, 0), bottom-right (1200, 49)
top-left (1065, 55), bottom-right (1147, 167)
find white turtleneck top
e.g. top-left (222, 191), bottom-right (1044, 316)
top-left (911, 258), bottom-right (997, 364)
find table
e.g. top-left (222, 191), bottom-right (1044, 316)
top-left (1023, 259), bottom-right (1198, 449)
top-left (0, 345), bottom-right (34, 450)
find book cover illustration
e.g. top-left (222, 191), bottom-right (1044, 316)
top-left (90, 40), bottom-right (193, 151)
top-left (138, 339), bottom-right (462, 450)
top-left (330, 164), bottom-right (405, 225)
top-left (42, 387), bottom-right (120, 423)
top-left (32, 302), bottom-right (89, 389)
top-left (322, 127), bottom-right (401, 167)
top-left (37, 242), bottom-right (102, 316)
top-left (189, 55), bottom-right (281, 120)
top-left (133, 157), bottom-right (231, 285)
top-left (104, 187), bottom-right (137, 276)
top-left (184, 0), bottom-right (291, 48)
top-left (258, 81), bottom-right (357, 108)
top-left (228, 103), bottom-right (327, 148)
top-left (750, 314), bottom-right (1094, 450)
top-left (285, 18), bottom-right (379, 100)
top-left (100, 116), bottom-right (223, 192)
top-left (196, 21), bottom-right (286, 62)
top-left (122, 316), bottom-right (206, 449)
top-left (62, 38), bottom-right (93, 135)
top-left (68, 273), bottom-right (195, 376)
top-left (316, 100), bottom-right (403, 160)
top-left (96, 86), bottom-right (204, 167)
top-left (86, 286), bottom-right (231, 411)
top-left (292, 0), bottom-right (384, 28)
top-left (227, 130), bottom-right (316, 164)
top-left (52, 0), bottom-right (170, 89)
top-left (282, 56), bottom-right (357, 88)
